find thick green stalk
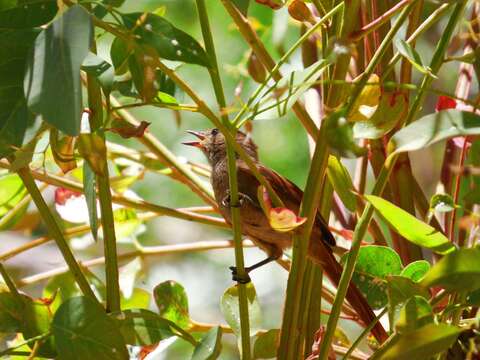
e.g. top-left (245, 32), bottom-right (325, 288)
top-left (318, 3), bottom-right (467, 358)
top-left (86, 67), bottom-right (121, 311)
top-left (195, 1), bottom-right (250, 357)
top-left (16, 167), bottom-right (97, 301)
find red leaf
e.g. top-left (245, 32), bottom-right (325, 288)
top-left (435, 96), bottom-right (457, 111)
top-left (54, 188), bottom-right (81, 205)
top-left (255, 0), bottom-right (283, 10)
top-left (269, 207), bottom-right (307, 232)
top-left (139, 344), bottom-right (158, 360)
top-left (109, 121), bottom-right (151, 139)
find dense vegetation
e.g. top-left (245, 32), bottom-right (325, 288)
top-left (0, 0), bottom-right (479, 359)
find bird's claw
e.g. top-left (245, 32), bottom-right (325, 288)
top-left (229, 266), bottom-right (251, 284)
top-left (222, 192), bottom-right (249, 208)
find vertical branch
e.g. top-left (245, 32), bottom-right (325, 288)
top-left (86, 41), bottom-right (121, 312)
top-left (318, 3), bottom-right (467, 358)
top-left (195, 1), bottom-right (251, 357)
top-left (16, 167), bottom-right (97, 301)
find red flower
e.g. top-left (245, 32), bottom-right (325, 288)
top-left (435, 96), bottom-right (457, 111)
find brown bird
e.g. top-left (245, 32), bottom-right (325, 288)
top-left (184, 128), bottom-right (387, 343)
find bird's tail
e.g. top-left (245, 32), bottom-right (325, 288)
top-left (308, 237), bottom-right (388, 343)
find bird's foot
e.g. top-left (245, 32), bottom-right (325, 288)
top-left (221, 192), bottom-right (250, 208)
top-left (229, 266), bottom-right (251, 284)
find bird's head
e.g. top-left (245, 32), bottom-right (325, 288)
top-left (183, 128), bottom-right (258, 165)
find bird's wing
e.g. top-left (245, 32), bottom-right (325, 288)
top-left (236, 160), bottom-right (335, 247)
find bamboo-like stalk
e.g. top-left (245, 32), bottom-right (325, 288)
top-left (195, 0), bottom-right (251, 357)
top-left (15, 167), bottom-right (97, 301)
top-left (86, 61), bottom-right (121, 311)
top-left (318, 3), bottom-right (467, 358)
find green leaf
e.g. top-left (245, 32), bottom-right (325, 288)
top-left (429, 193), bottom-right (457, 213)
top-left (0, 173), bottom-right (27, 218)
top-left (327, 155), bottom-right (356, 211)
top-left (395, 39), bottom-right (436, 78)
top-left (395, 296), bottom-right (433, 333)
top-left (122, 12), bottom-right (209, 67)
top-left (388, 110), bottom-right (480, 156)
top-left (81, 52), bottom-right (114, 95)
top-left (120, 288), bottom-right (150, 310)
top-left (353, 92), bottom-right (407, 139)
top-left (0, 291), bottom-right (25, 333)
top-left (119, 257), bottom-right (143, 298)
top-left (220, 283), bottom-right (262, 340)
top-left (421, 248), bottom-right (480, 292)
top-left (253, 329), bottom-right (279, 359)
top-left (113, 208), bottom-right (142, 241)
top-left (326, 109), bottom-right (367, 158)
top-left (387, 275), bottom-right (430, 309)
top-left (24, 5), bottom-right (93, 136)
top-left (52, 296), bottom-right (128, 360)
top-left (191, 326), bottom-right (223, 360)
top-left (153, 280), bottom-right (190, 329)
top-left (0, 29), bottom-right (38, 158)
top-left (110, 37), bottom-right (132, 75)
top-left (371, 323), bottom-right (462, 360)
top-left (232, 0), bottom-right (250, 15)
top-left (83, 162), bottom-right (98, 241)
top-left (400, 260), bottom-right (430, 282)
top-left (365, 195), bottom-right (455, 254)
top-left (22, 297), bottom-right (56, 357)
top-left (0, 0), bottom-right (57, 28)
top-left (345, 245), bottom-right (403, 309)
top-left (111, 308), bottom-right (193, 346)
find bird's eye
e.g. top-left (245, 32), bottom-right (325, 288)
top-left (211, 128), bottom-right (219, 136)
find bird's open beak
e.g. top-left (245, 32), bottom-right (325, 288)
top-left (182, 130), bottom-right (206, 148)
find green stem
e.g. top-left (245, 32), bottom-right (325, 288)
top-left (342, 308), bottom-right (388, 360)
top-left (0, 332), bottom-right (51, 357)
top-left (318, 2), bottom-right (467, 358)
top-left (195, 1), bottom-right (251, 358)
top-left (16, 167), bottom-right (97, 301)
top-left (0, 262), bottom-right (20, 297)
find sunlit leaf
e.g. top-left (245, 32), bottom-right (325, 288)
top-left (22, 297), bottom-right (56, 357)
top-left (387, 275), bottom-right (430, 309)
top-left (421, 248), bottom-right (480, 292)
top-left (191, 326), bottom-right (223, 360)
top-left (121, 288), bottom-right (150, 310)
top-left (353, 92), bottom-right (407, 139)
top-left (327, 155), bottom-right (356, 212)
top-left (154, 280), bottom-right (190, 329)
top-left (113, 208), bottom-right (142, 241)
top-left (269, 207), bottom-right (306, 232)
top-left (0, 292), bottom-right (25, 333)
top-left (0, 173), bottom-right (27, 218)
top-left (395, 296), bottom-right (433, 333)
top-left (395, 39), bottom-right (437, 78)
top-left (429, 193), bottom-right (457, 213)
top-left (122, 12), bottom-right (209, 67)
top-left (345, 245), bottom-right (403, 309)
top-left (387, 110), bottom-right (480, 157)
top-left (253, 329), bottom-right (279, 359)
top-left (52, 296), bottom-right (128, 359)
top-left (221, 283), bottom-right (262, 341)
top-left (348, 74), bottom-right (381, 122)
top-left (400, 260), bottom-right (430, 282)
top-left (365, 195), bottom-right (455, 254)
top-left (371, 323), bottom-right (461, 360)
top-left (111, 308), bottom-right (193, 346)
top-left (50, 129), bottom-right (77, 174)
top-left (24, 5), bottom-right (93, 136)
top-left (0, 0), bottom-right (57, 28)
